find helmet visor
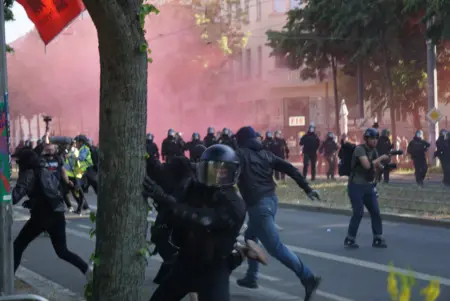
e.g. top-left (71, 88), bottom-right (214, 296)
top-left (197, 161), bottom-right (239, 187)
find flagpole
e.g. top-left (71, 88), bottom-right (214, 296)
top-left (0, 0), bottom-right (14, 294)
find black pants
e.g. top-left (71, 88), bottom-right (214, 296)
top-left (14, 212), bottom-right (88, 274)
top-left (153, 235), bottom-right (179, 285)
top-left (82, 167), bottom-right (98, 194)
top-left (63, 178), bottom-right (88, 211)
top-left (303, 153), bottom-right (317, 180)
top-left (440, 157), bottom-right (450, 186)
top-left (150, 258), bottom-right (231, 301)
top-left (413, 159), bottom-right (427, 185)
top-left (325, 155), bottom-right (336, 178)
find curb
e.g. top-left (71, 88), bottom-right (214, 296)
top-left (278, 203), bottom-right (450, 229)
top-left (15, 267), bottom-right (83, 301)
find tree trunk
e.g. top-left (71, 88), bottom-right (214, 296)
top-left (82, 1), bottom-right (149, 301)
top-left (331, 55), bottom-right (340, 138)
top-left (380, 34), bottom-right (397, 143)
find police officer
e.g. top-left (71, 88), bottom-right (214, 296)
top-left (185, 132), bottom-right (205, 162)
top-left (435, 129), bottom-right (450, 185)
top-left (75, 135), bottom-right (98, 194)
top-left (234, 126), bottom-right (321, 301)
top-left (144, 144), bottom-right (250, 301)
top-left (376, 129), bottom-right (393, 183)
top-left (299, 124), bottom-right (320, 181)
top-left (345, 128), bottom-right (389, 249)
top-left (218, 128), bottom-right (238, 150)
top-left (203, 127), bottom-right (217, 147)
top-left (407, 130), bottom-right (430, 186)
top-left (161, 129), bottom-right (185, 161)
top-left (146, 133), bottom-right (160, 160)
top-left (262, 130), bottom-right (274, 150)
top-left (319, 132), bottom-right (338, 180)
top-left (255, 132), bottom-right (263, 142)
top-left (63, 141), bottom-right (88, 214)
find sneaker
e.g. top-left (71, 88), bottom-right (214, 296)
top-left (372, 238), bottom-right (387, 248)
top-left (236, 277), bottom-right (258, 289)
top-left (245, 240), bottom-right (268, 265)
top-left (303, 276), bottom-right (321, 301)
top-left (68, 207), bottom-right (74, 213)
top-left (344, 237), bottom-right (359, 249)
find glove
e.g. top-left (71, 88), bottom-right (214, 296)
top-left (307, 190), bottom-right (320, 201)
top-left (143, 176), bottom-right (175, 205)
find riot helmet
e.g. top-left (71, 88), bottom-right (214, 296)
top-left (415, 130), bottom-right (424, 139)
top-left (197, 144), bottom-right (240, 187)
top-left (308, 124), bottom-right (315, 133)
top-left (207, 127), bottom-right (215, 135)
top-left (192, 132), bottom-right (200, 140)
top-left (266, 131), bottom-right (273, 139)
top-left (439, 129), bottom-right (447, 137)
top-left (168, 129), bottom-right (176, 137)
top-left (222, 128), bottom-right (230, 136)
top-left (146, 133), bottom-right (154, 142)
top-left (327, 132), bottom-right (334, 139)
top-left (274, 130), bottom-right (281, 138)
top-left (381, 129), bottom-right (391, 137)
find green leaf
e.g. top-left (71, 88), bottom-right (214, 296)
top-left (140, 43), bottom-right (148, 53)
top-left (89, 211), bottom-right (96, 223)
top-left (89, 228), bottom-right (96, 238)
top-left (90, 253), bottom-right (100, 266)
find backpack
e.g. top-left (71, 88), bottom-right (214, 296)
top-left (36, 167), bottom-right (63, 210)
top-left (89, 145), bottom-right (99, 169)
top-left (338, 143), bottom-right (356, 177)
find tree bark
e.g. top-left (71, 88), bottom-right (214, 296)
top-left (331, 55), bottom-right (340, 138)
top-left (81, 1), bottom-right (148, 301)
top-left (380, 34), bottom-right (397, 143)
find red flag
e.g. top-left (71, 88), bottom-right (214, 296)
top-left (16, 0), bottom-right (85, 45)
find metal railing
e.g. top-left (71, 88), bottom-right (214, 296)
top-left (0, 294), bottom-right (49, 301)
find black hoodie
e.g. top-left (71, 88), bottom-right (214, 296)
top-left (236, 139), bottom-right (311, 207)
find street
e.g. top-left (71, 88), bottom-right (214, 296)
top-left (12, 190), bottom-right (450, 301)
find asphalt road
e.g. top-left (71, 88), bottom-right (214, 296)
top-left (12, 190), bottom-right (450, 301)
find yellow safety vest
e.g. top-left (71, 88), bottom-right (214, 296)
top-left (78, 145), bottom-right (93, 171)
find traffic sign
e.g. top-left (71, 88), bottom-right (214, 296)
top-left (426, 108), bottom-right (444, 124)
top-left (288, 116), bottom-right (305, 127)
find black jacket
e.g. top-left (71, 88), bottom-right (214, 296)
top-left (319, 138), bottom-right (339, 157)
top-left (161, 136), bottom-right (185, 160)
top-left (300, 133), bottom-right (320, 155)
top-left (236, 139), bottom-right (311, 207)
top-left (218, 136), bottom-right (238, 150)
top-left (203, 134), bottom-right (218, 148)
top-left (376, 136), bottom-right (393, 155)
top-left (146, 141), bottom-right (160, 160)
top-left (407, 137), bottom-right (430, 161)
top-left (185, 140), bottom-right (204, 161)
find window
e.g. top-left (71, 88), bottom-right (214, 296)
top-left (256, 0), bottom-right (261, 21)
top-left (257, 46), bottom-right (262, 78)
top-left (290, 0), bottom-right (301, 9)
top-left (273, 0), bottom-right (285, 13)
top-left (246, 48), bottom-right (252, 79)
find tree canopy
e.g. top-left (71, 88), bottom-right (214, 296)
top-left (266, 0), bottom-right (450, 138)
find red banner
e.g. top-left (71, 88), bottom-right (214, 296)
top-left (16, 0), bottom-right (85, 45)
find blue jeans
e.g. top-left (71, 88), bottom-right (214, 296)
top-left (347, 182), bottom-right (383, 238)
top-left (244, 194), bottom-right (313, 282)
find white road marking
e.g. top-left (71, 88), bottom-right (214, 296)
top-left (76, 224), bottom-right (91, 230)
top-left (64, 227), bottom-right (354, 301)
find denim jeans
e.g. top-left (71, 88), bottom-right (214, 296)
top-left (347, 182), bottom-right (383, 238)
top-left (244, 194), bottom-right (313, 282)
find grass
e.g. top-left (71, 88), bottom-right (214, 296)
top-left (394, 166), bottom-right (443, 175)
top-left (276, 178), bottom-right (450, 219)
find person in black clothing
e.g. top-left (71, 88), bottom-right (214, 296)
top-left (407, 130), bottom-right (431, 186)
top-left (161, 129), bottom-right (185, 162)
top-left (338, 134), bottom-right (356, 177)
top-left (203, 127), bottom-right (217, 147)
top-left (319, 132), bottom-right (339, 180)
top-left (376, 129), bottom-right (393, 183)
top-left (234, 126), bottom-right (321, 301)
top-left (435, 129), bottom-right (450, 186)
top-left (300, 124), bottom-right (320, 181)
top-left (262, 130), bottom-right (274, 149)
top-left (218, 128), bottom-right (238, 150)
top-left (255, 132), bottom-right (263, 142)
top-left (185, 132), bottom-right (205, 162)
top-left (11, 149), bottom-right (91, 278)
top-left (144, 144), bottom-right (266, 301)
top-left (146, 133), bottom-right (160, 160)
